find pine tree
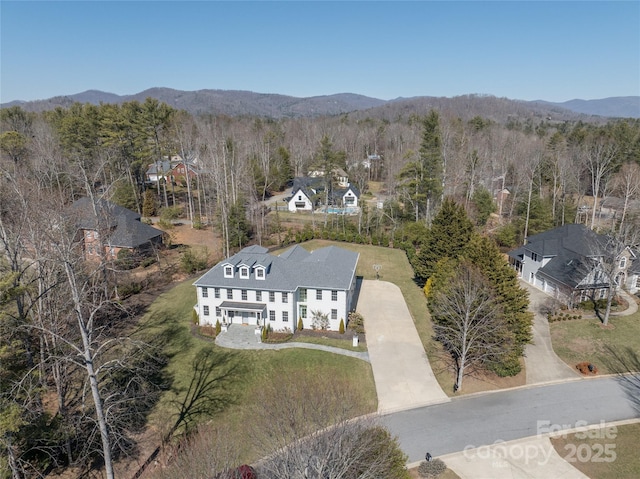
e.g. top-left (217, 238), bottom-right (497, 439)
top-left (419, 110), bottom-right (444, 220)
top-left (464, 234), bottom-right (533, 375)
top-left (142, 189), bottom-right (158, 217)
top-left (396, 110), bottom-right (444, 222)
top-left (413, 198), bottom-right (474, 282)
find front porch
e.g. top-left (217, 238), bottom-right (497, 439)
top-left (218, 301), bottom-right (266, 327)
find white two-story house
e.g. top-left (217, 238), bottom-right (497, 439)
top-left (193, 244), bottom-right (359, 332)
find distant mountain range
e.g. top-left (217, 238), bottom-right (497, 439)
top-left (2, 87), bottom-right (638, 120)
top-left (531, 97), bottom-right (640, 119)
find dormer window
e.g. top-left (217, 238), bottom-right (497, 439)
top-left (240, 267), bottom-right (249, 278)
top-left (224, 265), bottom-right (233, 278)
top-left (619, 257), bottom-right (627, 269)
top-left (256, 268), bottom-right (265, 280)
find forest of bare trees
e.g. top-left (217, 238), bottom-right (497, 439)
top-left (1, 97), bottom-right (639, 478)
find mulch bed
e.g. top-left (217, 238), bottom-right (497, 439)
top-left (293, 328), bottom-right (366, 344)
top-left (576, 361), bottom-right (598, 375)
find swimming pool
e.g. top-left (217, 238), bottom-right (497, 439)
top-left (324, 206), bottom-right (360, 215)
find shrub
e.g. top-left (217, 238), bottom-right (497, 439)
top-left (118, 281), bottom-right (141, 298)
top-left (181, 246), bottom-right (209, 274)
top-left (261, 325), bottom-right (268, 342)
top-left (418, 458), bottom-right (447, 478)
top-left (116, 249), bottom-right (138, 270)
top-left (157, 218), bottom-right (174, 230)
top-left (192, 216), bottom-right (204, 230)
top-left (230, 465), bottom-right (257, 479)
top-left (192, 309), bottom-right (199, 324)
top-left (199, 325), bottom-right (216, 338)
top-left (423, 277), bottom-right (433, 298)
top-left (215, 319), bottom-right (221, 335)
top-left (141, 256), bottom-right (156, 268)
top-left (488, 354), bottom-right (522, 377)
top-left (160, 205), bottom-right (182, 221)
top-left (347, 311), bottom-right (365, 334)
top-left (339, 318), bottom-right (345, 334)
top-left (297, 317), bottom-right (303, 331)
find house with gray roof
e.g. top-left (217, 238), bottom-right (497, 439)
top-left (69, 198), bottom-right (163, 261)
top-left (508, 224), bottom-right (637, 306)
top-left (193, 244), bottom-right (359, 331)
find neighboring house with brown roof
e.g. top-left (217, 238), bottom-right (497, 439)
top-left (69, 198), bottom-right (164, 261)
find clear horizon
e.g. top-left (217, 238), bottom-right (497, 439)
top-left (1, 1), bottom-right (639, 104)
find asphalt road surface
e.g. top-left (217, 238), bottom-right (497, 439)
top-left (379, 376), bottom-right (639, 463)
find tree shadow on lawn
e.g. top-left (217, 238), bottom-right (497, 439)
top-left (603, 345), bottom-right (640, 417)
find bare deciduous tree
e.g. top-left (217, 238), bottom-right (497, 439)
top-left (611, 162), bottom-right (640, 232)
top-left (582, 139), bottom-right (617, 230)
top-left (252, 373), bottom-right (408, 479)
top-left (430, 263), bottom-right (510, 391)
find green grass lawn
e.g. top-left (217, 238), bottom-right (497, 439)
top-left (137, 277), bottom-right (377, 463)
top-left (272, 240), bottom-right (455, 392)
top-left (290, 335), bottom-right (368, 352)
top-left (550, 422), bottom-right (640, 479)
top-left (550, 309), bottom-right (640, 374)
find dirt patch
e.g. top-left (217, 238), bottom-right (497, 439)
top-left (457, 367), bottom-right (526, 394)
top-left (157, 223), bottom-right (223, 258)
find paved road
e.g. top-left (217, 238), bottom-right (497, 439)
top-left (357, 280), bottom-right (449, 413)
top-left (379, 375), bottom-right (638, 464)
top-left (520, 281), bottom-right (580, 384)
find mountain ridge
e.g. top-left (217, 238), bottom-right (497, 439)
top-left (2, 88), bottom-right (638, 119)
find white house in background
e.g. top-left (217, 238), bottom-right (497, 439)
top-left (285, 177), bottom-right (360, 212)
top-left (193, 244), bottom-right (359, 332)
top-left (339, 185), bottom-right (360, 208)
top-left (287, 187), bottom-right (315, 212)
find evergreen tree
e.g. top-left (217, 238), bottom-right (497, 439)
top-left (227, 200), bottom-right (251, 249)
top-left (463, 234), bottom-right (533, 375)
top-left (419, 110), bottom-right (444, 220)
top-left (413, 198), bottom-right (474, 282)
top-left (471, 186), bottom-right (496, 226)
top-left (396, 110), bottom-right (444, 222)
top-left (142, 189), bottom-right (158, 217)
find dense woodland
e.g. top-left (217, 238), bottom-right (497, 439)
top-left (1, 98), bottom-right (640, 478)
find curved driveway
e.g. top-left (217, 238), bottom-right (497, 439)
top-left (520, 281), bottom-right (580, 384)
top-left (356, 280), bottom-right (449, 413)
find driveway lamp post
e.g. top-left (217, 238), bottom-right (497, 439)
top-left (373, 264), bottom-right (381, 280)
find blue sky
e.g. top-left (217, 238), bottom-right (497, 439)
top-left (1, 1), bottom-right (639, 103)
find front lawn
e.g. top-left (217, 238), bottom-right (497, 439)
top-left (550, 309), bottom-right (640, 374)
top-left (550, 422), bottom-right (640, 479)
top-left (274, 240), bottom-right (525, 395)
top-left (137, 277), bottom-right (377, 465)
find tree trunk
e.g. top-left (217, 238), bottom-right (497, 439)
top-left (603, 285), bottom-right (614, 326)
top-left (65, 263), bottom-right (114, 479)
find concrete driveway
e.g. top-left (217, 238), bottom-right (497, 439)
top-left (356, 280), bottom-right (449, 413)
top-left (520, 281), bottom-right (580, 385)
top-left (441, 435), bottom-right (589, 479)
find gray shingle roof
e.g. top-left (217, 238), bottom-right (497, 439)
top-left (514, 224), bottom-right (612, 288)
top-left (524, 224), bottom-right (607, 258)
top-left (70, 198), bottom-right (163, 249)
top-left (194, 244), bottom-right (359, 292)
